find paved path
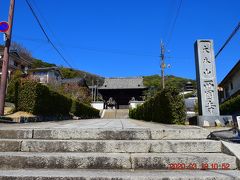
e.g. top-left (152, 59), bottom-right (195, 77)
top-left (0, 118), bottom-right (204, 130)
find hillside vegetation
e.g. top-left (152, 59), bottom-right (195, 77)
top-left (31, 59), bottom-right (194, 90)
top-left (3, 43), bottom-right (195, 90)
top-left (143, 74), bottom-right (196, 90)
top-left (31, 58), bottom-right (104, 86)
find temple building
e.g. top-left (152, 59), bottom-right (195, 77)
top-left (97, 77), bottom-right (147, 109)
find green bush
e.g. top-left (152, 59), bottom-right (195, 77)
top-left (71, 100), bottom-right (100, 119)
top-left (6, 70), bottom-right (23, 105)
top-left (7, 78), bottom-right (100, 118)
top-left (220, 95), bottom-right (240, 115)
top-left (129, 86), bottom-right (186, 124)
top-left (6, 78), bottom-right (20, 105)
top-left (17, 79), bottom-right (72, 115)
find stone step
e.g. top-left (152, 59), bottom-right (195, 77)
top-left (0, 139), bottom-right (221, 153)
top-left (131, 153), bottom-right (237, 170)
top-left (0, 129), bottom-right (32, 139)
top-left (0, 128), bottom-right (210, 140)
top-left (0, 169), bottom-right (240, 180)
top-left (0, 152), bottom-right (236, 170)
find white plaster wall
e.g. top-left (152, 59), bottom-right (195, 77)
top-left (46, 71), bottom-right (62, 85)
top-left (47, 71), bottom-right (55, 84)
top-left (129, 101), bottom-right (144, 109)
top-left (91, 102), bottom-right (104, 110)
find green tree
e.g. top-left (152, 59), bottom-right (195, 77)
top-left (6, 70), bottom-right (23, 105)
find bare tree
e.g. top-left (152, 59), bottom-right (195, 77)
top-left (11, 42), bottom-right (32, 61)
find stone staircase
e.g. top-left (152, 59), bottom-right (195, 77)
top-left (102, 109), bottom-right (129, 119)
top-left (0, 127), bottom-right (239, 179)
top-left (116, 109), bottom-right (129, 119)
top-left (102, 109), bottom-right (117, 119)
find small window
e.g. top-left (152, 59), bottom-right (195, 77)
top-left (230, 82), bottom-right (233, 90)
top-left (104, 85), bottom-right (107, 87)
top-left (138, 84), bottom-right (140, 87)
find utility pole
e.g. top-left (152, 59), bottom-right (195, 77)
top-left (96, 80), bottom-right (99, 101)
top-left (91, 80), bottom-right (94, 101)
top-left (94, 85), bottom-right (97, 102)
top-left (160, 40), bottom-right (165, 89)
top-left (0, 0), bottom-right (15, 115)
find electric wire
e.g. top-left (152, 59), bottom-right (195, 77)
top-left (215, 22), bottom-right (240, 59)
top-left (25, 0), bottom-right (73, 68)
top-left (31, 0), bottom-right (75, 64)
top-left (13, 35), bottom-right (159, 58)
top-left (165, 0), bottom-right (183, 47)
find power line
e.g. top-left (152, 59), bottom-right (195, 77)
top-left (215, 22), bottom-right (240, 59)
top-left (25, 0), bottom-right (73, 68)
top-left (31, 0), bottom-right (56, 38)
top-left (165, 0), bottom-right (183, 47)
top-left (31, 0), bottom-right (75, 64)
top-left (14, 35), bottom-right (196, 61)
top-left (13, 35), bottom-right (159, 58)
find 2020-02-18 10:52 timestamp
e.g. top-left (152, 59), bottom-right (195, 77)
top-left (168, 163), bottom-right (231, 170)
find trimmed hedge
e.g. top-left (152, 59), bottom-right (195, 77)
top-left (129, 86), bottom-right (186, 124)
top-left (220, 95), bottom-right (240, 115)
top-left (6, 78), bottom-right (20, 106)
top-left (71, 100), bottom-right (100, 119)
top-left (6, 70), bottom-right (24, 105)
top-left (17, 80), bottom-right (72, 115)
top-left (7, 79), bottom-right (100, 118)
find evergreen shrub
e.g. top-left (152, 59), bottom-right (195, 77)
top-left (129, 86), bottom-right (186, 124)
top-left (220, 95), bottom-right (240, 115)
top-left (71, 100), bottom-right (100, 119)
top-left (17, 79), bottom-right (72, 115)
top-left (13, 79), bottom-right (99, 118)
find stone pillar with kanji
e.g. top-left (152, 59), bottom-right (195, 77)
top-left (194, 40), bottom-right (232, 126)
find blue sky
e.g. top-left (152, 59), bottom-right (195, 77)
top-left (0, 0), bottom-right (240, 82)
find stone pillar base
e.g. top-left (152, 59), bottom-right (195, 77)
top-left (189, 115), bottom-right (233, 127)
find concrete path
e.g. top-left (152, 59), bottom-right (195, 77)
top-left (0, 118), bottom-right (204, 130)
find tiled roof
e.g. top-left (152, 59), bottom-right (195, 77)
top-left (62, 78), bottom-right (88, 87)
top-left (99, 77), bottom-right (147, 89)
top-left (62, 78), bottom-right (85, 84)
top-left (28, 67), bottom-right (63, 78)
top-left (28, 67), bottom-right (59, 72)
